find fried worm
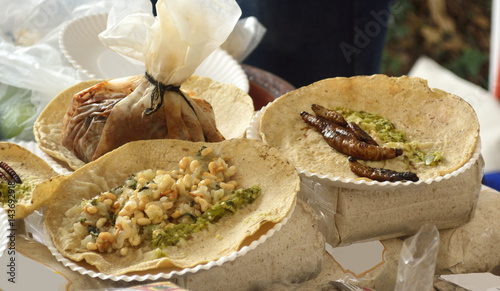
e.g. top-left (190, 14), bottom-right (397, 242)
top-left (348, 156), bottom-right (419, 182)
top-left (346, 122), bottom-right (378, 146)
top-left (300, 111), bottom-right (402, 161)
top-left (311, 103), bottom-right (347, 126)
top-left (311, 104), bottom-right (378, 145)
top-left (0, 161), bottom-right (22, 184)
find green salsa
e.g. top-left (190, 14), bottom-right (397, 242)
top-left (334, 107), bottom-right (442, 167)
top-left (151, 185), bottom-right (261, 249)
top-left (0, 180), bottom-right (33, 204)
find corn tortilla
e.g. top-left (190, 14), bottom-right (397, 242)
top-left (44, 138), bottom-right (299, 275)
top-left (259, 75), bottom-right (480, 181)
top-left (0, 142), bottom-right (59, 219)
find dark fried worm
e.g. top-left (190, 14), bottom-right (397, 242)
top-left (311, 104), bottom-right (347, 126)
top-left (0, 171), bottom-right (8, 182)
top-left (0, 161), bottom-right (22, 184)
top-left (311, 104), bottom-right (378, 145)
top-left (348, 156), bottom-right (419, 182)
top-left (300, 112), bottom-right (359, 140)
top-left (321, 127), bottom-right (402, 161)
top-left (347, 122), bottom-right (378, 146)
top-left (301, 111), bottom-right (402, 161)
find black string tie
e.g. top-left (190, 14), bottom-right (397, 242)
top-left (143, 72), bottom-right (196, 116)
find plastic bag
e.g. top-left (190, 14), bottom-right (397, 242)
top-left (0, 0), bottom-right (114, 140)
top-left (60, 0), bottom-right (242, 162)
top-left (298, 177), bottom-right (340, 246)
top-left (99, 0), bottom-right (241, 85)
top-left (221, 16), bottom-right (266, 62)
top-left (0, 84), bottom-right (35, 140)
top-left (394, 224), bottom-right (440, 291)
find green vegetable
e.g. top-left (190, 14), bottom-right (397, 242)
top-left (138, 185), bottom-right (149, 192)
top-left (0, 180), bottom-right (33, 204)
top-left (88, 225), bottom-right (99, 237)
top-left (152, 185), bottom-right (261, 249)
top-left (334, 107), bottom-right (406, 143)
top-left (110, 186), bottom-right (123, 195)
top-left (125, 174), bottom-right (138, 190)
top-left (0, 85), bottom-right (36, 139)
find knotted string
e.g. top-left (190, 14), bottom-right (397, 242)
top-left (143, 72), bottom-right (197, 116)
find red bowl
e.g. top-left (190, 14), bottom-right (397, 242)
top-left (242, 65), bottom-right (296, 111)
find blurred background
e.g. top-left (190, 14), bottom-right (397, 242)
top-left (0, 0), bottom-right (495, 140)
top-left (381, 0), bottom-right (491, 90)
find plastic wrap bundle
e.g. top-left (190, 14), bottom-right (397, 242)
top-left (60, 0), bottom-right (241, 162)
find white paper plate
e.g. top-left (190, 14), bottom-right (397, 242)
top-left (0, 208), bottom-right (9, 257)
top-left (59, 13), bottom-right (249, 92)
top-left (247, 105), bottom-right (483, 190)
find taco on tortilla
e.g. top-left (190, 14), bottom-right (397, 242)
top-left (0, 142), bottom-right (59, 219)
top-left (34, 75), bottom-right (254, 170)
top-left (259, 75), bottom-right (480, 182)
top-left (44, 138), bottom-right (299, 275)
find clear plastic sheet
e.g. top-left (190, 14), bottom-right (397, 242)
top-left (98, 0), bottom-right (241, 85)
top-left (394, 224), bottom-right (440, 291)
top-left (298, 177), bottom-right (340, 246)
top-left (316, 187), bottom-right (500, 291)
top-left (58, 0), bottom-right (243, 164)
top-left (0, 0), bottom-right (113, 140)
top-left (0, 0), bottom-right (260, 141)
top-left (221, 16), bottom-right (266, 62)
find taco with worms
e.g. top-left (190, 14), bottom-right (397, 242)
top-left (44, 138), bottom-right (299, 275)
top-left (259, 75), bottom-right (480, 182)
top-left (0, 142), bottom-right (59, 219)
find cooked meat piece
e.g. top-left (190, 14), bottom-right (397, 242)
top-left (348, 156), bottom-right (419, 182)
top-left (301, 111), bottom-right (402, 161)
top-left (311, 104), bottom-right (347, 126)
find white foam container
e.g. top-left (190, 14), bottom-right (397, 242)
top-left (247, 107), bottom-right (484, 247)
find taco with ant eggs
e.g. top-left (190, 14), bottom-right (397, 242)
top-left (43, 138), bottom-right (299, 275)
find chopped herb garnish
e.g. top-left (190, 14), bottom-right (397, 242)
top-left (196, 146), bottom-right (208, 157)
top-left (111, 186), bottom-right (123, 195)
top-left (138, 185), bottom-right (149, 192)
top-left (125, 174), bottom-right (138, 190)
top-left (109, 212), bottom-right (116, 226)
top-left (88, 226), bottom-right (99, 237)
